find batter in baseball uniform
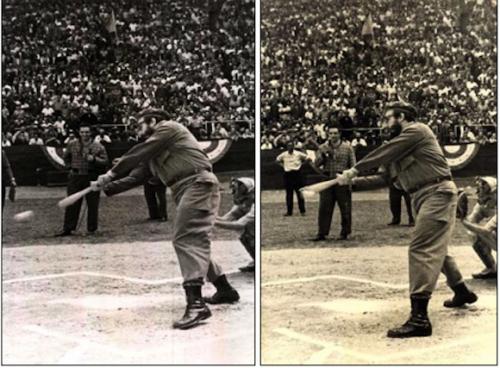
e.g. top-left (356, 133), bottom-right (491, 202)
top-left (338, 102), bottom-right (477, 338)
top-left (95, 109), bottom-right (239, 330)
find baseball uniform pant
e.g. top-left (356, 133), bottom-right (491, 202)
top-left (409, 183), bottom-right (463, 297)
top-left (64, 174), bottom-right (100, 232)
top-left (172, 172), bottom-right (224, 285)
top-left (284, 170), bottom-right (305, 215)
top-left (240, 231), bottom-right (255, 259)
top-left (144, 181), bottom-right (167, 219)
top-left (318, 185), bottom-right (351, 237)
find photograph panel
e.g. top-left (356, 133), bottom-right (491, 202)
top-left (2, 0), bottom-right (255, 364)
top-left (261, 0), bottom-right (497, 364)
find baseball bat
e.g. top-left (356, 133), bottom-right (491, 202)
top-left (300, 178), bottom-right (339, 195)
top-left (58, 187), bottom-right (93, 208)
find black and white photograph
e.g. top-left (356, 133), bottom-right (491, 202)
top-left (2, 0), bottom-right (255, 364)
top-left (261, 0), bottom-right (497, 364)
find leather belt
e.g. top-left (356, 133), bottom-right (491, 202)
top-left (408, 175), bottom-right (453, 194)
top-left (167, 167), bottom-right (212, 187)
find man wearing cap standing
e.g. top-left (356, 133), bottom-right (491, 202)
top-left (94, 109), bottom-right (239, 330)
top-left (335, 101), bottom-right (477, 338)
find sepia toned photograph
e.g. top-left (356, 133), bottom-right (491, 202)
top-left (261, 0), bottom-right (497, 364)
top-left (2, 0), bottom-right (255, 364)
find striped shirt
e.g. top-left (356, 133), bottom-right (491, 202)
top-left (315, 141), bottom-right (356, 177)
top-left (64, 139), bottom-right (109, 175)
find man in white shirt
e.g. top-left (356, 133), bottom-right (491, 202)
top-left (276, 142), bottom-right (310, 216)
top-left (351, 132), bottom-right (367, 149)
top-left (94, 128), bottom-right (112, 144)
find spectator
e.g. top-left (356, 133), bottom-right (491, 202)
top-left (351, 132), bottom-right (367, 149)
top-left (261, 136), bottom-right (273, 150)
top-left (29, 131), bottom-right (44, 145)
top-left (94, 128), bottom-right (112, 145)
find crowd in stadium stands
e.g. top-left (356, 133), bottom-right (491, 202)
top-left (2, 0), bottom-right (255, 145)
top-left (261, 0), bottom-right (497, 148)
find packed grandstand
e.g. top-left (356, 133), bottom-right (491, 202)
top-left (261, 0), bottom-right (497, 149)
top-left (2, 0), bottom-right (255, 146)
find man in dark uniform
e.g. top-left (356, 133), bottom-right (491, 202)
top-left (94, 109), bottom-right (239, 330)
top-left (56, 118), bottom-right (109, 236)
top-left (2, 149), bottom-right (16, 211)
top-left (388, 179), bottom-right (415, 227)
top-left (144, 177), bottom-right (168, 221)
top-left (312, 127), bottom-right (356, 241)
top-left (336, 101), bottom-right (477, 338)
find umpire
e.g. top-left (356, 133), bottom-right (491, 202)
top-left (56, 118), bottom-right (109, 236)
top-left (339, 101), bottom-right (477, 338)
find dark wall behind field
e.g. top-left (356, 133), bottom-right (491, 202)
top-left (261, 144), bottom-right (497, 190)
top-left (4, 139), bottom-right (255, 186)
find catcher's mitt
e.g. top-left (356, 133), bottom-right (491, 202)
top-left (456, 190), bottom-right (469, 220)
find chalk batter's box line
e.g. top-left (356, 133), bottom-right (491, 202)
top-left (3, 269), bottom-right (241, 285)
top-left (262, 274), bottom-right (474, 290)
top-left (273, 327), bottom-right (496, 364)
top-left (22, 324), bottom-right (252, 364)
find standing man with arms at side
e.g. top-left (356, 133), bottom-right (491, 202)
top-left (2, 149), bottom-right (16, 212)
top-left (336, 101), bottom-right (477, 338)
top-left (276, 141), bottom-right (308, 217)
top-left (312, 127), bottom-right (356, 241)
top-left (56, 117), bottom-right (109, 236)
top-left (94, 109), bottom-right (240, 330)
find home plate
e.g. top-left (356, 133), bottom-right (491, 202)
top-left (300, 299), bottom-right (392, 314)
top-left (47, 294), bottom-right (174, 310)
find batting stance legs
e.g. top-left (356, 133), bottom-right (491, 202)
top-left (171, 172), bottom-right (239, 329)
top-left (388, 182), bottom-right (477, 338)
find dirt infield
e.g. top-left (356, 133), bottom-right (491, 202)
top-left (2, 240), bottom-right (255, 364)
top-left (261, 184), bottom-right (497, 364)
top-left (261, 246), bottom-right (497, 365)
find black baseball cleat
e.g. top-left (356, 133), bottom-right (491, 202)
top-left (54, 230), bottom-right (72, 237)
top-left (443, 291), bottom-right (478, 308)
top-left (387, 314), bottom-right (432, 338)
top-left (336, 234), bottom-right (349, 241)
top-left (472, 269), bottom-right (497, 280)
top-left (204, 288), bottom-right (240, 304)
top-left (239, 261), bottom-right (255, 272)
top-left (387, 221), bottom-right (400, 226)
top-left (310, 235), bottom-right (326, 242)
top-left (173, 301), bottom-right (212, 329)
top-left (444, 282), bottom-right (478, 308)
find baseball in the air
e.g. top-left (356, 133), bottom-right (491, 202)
top-left (13, 210), bottom-right (34, 222)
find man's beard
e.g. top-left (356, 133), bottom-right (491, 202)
top-left (388, 123), bottom-right (402, 139)
top-left (138, 124), bottom-right (155, 139)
